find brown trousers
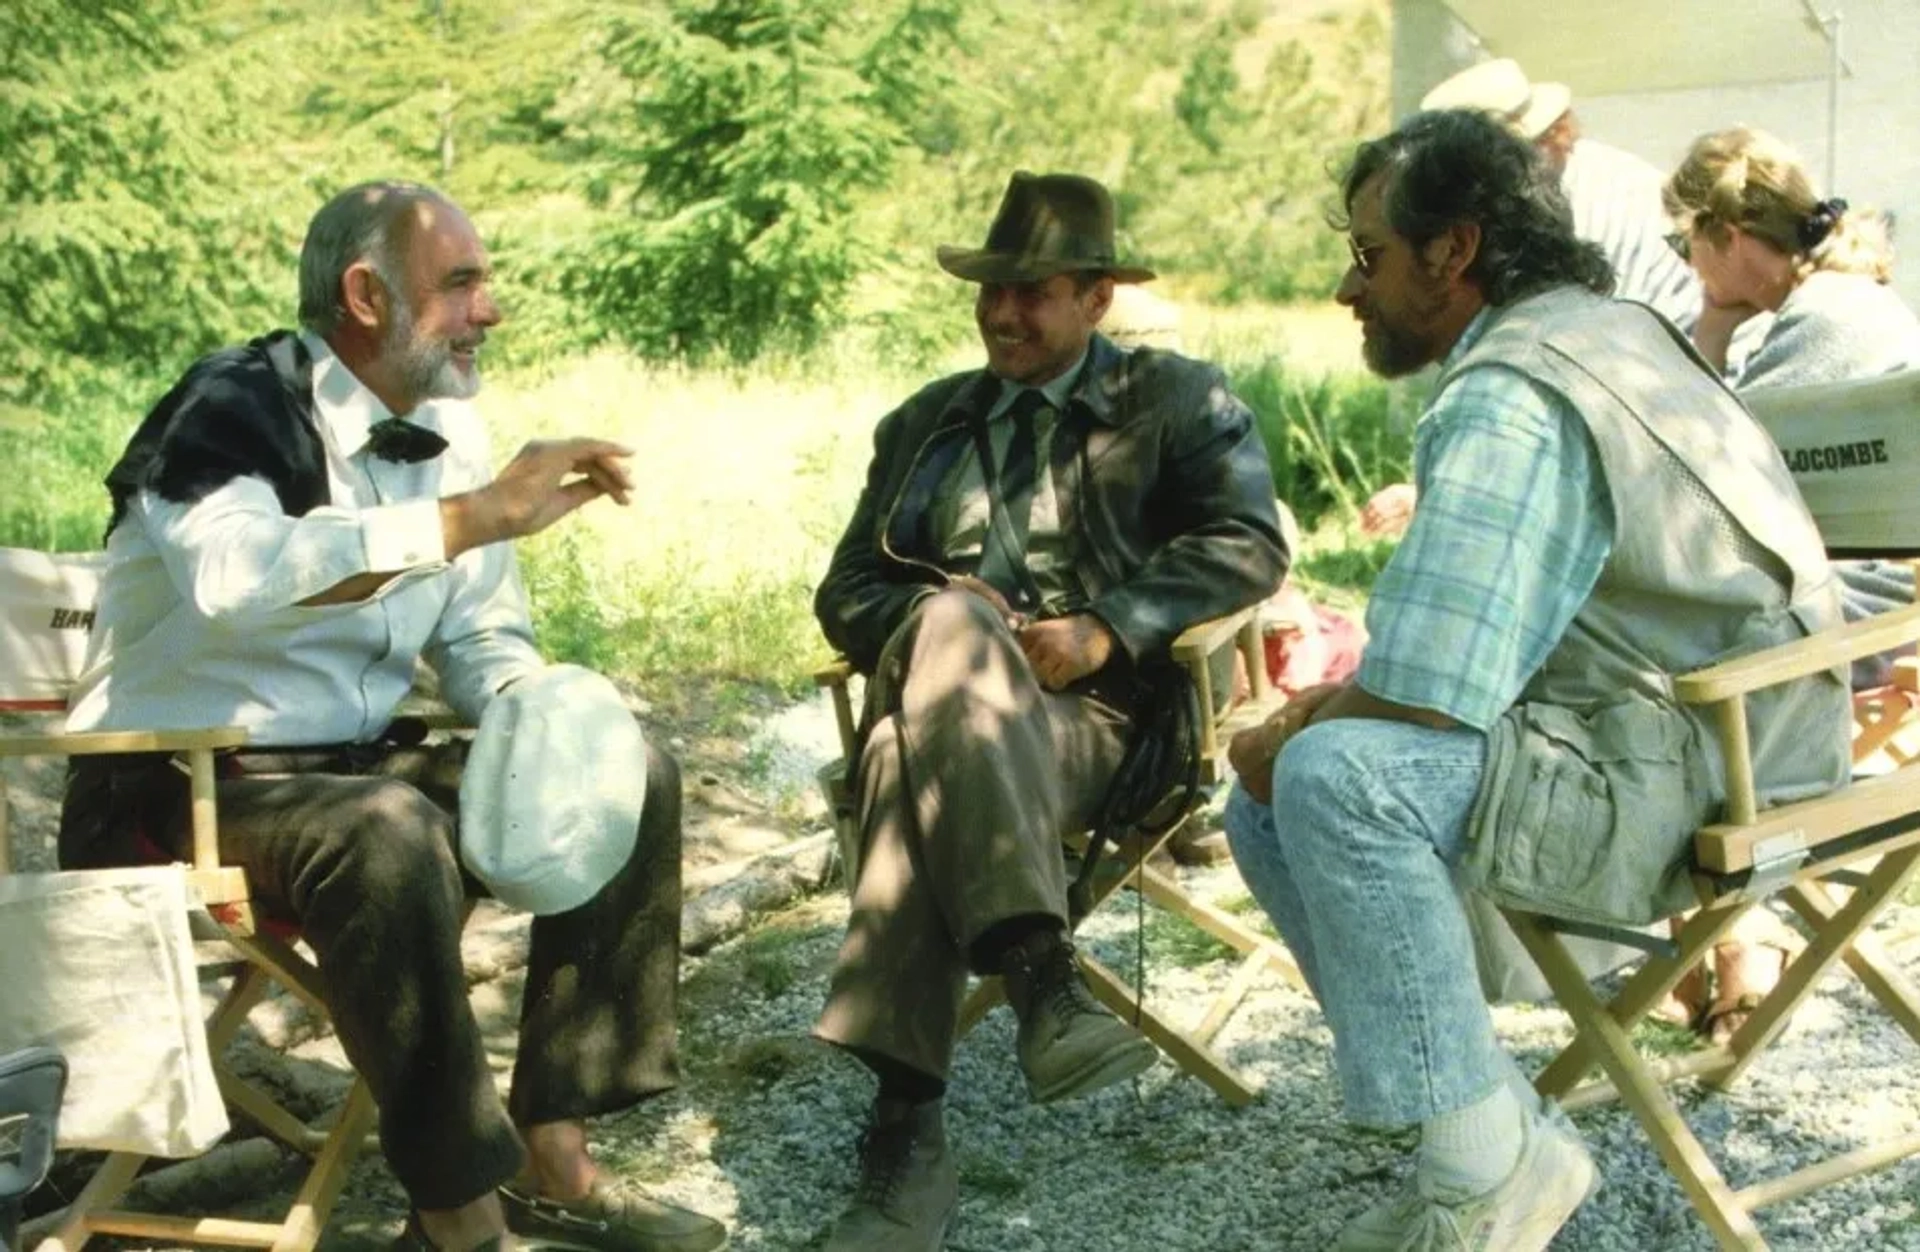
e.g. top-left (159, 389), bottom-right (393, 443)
top-left (60, 734), bottom-right (683, 1211)
top-left (814, 589), bottom-right (1131, 1079)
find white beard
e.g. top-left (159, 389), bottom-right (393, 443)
top-left (383, 292), bottom-right (480, 404)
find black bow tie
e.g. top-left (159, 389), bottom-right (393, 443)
top-left (365, 417), bottom-right (449, 464)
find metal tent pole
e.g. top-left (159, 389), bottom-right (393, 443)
top-left (1799, 1), bottom-right (1846, 191)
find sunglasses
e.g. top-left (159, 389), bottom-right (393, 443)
top-left (1346, 236), bottom-right (1386, 278)
top-left (1664, 231), bottom-right (1692, 263)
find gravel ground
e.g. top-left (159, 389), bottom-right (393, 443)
top-left (17, 693), bottom-right (1920, 1251)
top-left (618, 873), bottom-right (1920, 1252)
top-left (145, 859), bottom-right (1920, 1252)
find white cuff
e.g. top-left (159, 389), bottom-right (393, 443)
top-left (362, 499), bottom-right (447, 572)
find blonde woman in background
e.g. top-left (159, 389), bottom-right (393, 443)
top-left (1659, 128), bottom-right (1920, 1043)
top-left (1663, 126), bottom-right (1920, 386)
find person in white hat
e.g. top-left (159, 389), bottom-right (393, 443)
top-left (60, 182), bottom-right (726, 1252)
top-left (1360, 56), bottom-right (1705, 539)
top-left (1422, 58), bottom-right (1699, 331)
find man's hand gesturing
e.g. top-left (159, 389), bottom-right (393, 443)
top-left (445, 438), bottom-right (634, 556)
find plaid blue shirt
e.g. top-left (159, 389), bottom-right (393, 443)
top-left (1356, 310), bottom-right (1616, 732)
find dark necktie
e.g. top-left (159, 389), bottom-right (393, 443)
top-left (975, 388), bottom-right (1048, 610)
top-left (365, 417), bottom-right (449, 464)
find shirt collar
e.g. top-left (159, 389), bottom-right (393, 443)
top-left (299, 331), bottom-right (401, 459)
top-left (1442, 306), bottom-right (1496, 370)
top-left (996, 345), bottom-right (1089, 414)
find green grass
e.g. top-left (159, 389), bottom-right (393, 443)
top-left (1215, 891), bottom-right (1281, 939)
top-left (1631, 1015), bottom-right (1711, 1059)
top-left (2, 307), bottom-right (1397, 698)
top-left (1292, 532), bottom-right (1397, 614)
top-left (957, 1154), bottom-right (1029, 1199)
top-left (732, 921), bottom-right (822, 1000)
top-left (0, 363), bottom-right (158, 552)
top-left (1140, 907), bottom-right (1239, 969)
top-left (715, 1035), bottom-right (815, 1094)
top-left (676, 901), bottom-right (841, 1095)
top-left (1221, 348), bottom-right (1403, 534)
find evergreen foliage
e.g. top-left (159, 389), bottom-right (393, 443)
top-left (557, 0), bottom-right (950, 361)
top-left (1, 0), bottom-right (1400, 690)
top-left (1, 0), bottom-right (1385, 389)
top-left (1, 0), bottom-right (287, 407)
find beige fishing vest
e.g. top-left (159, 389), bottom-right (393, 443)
top-left (1441, 288), bottom-right (1850, 924)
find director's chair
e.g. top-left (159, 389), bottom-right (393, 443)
top-left (1499, 368), bottom-right (1920, 1249)
top-left (816, 605), bottom-right (1305, 1107)
top-left (0, 546), bottom-right (375, 1252)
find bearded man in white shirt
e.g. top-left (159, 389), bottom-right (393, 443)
top-left (59, 182), bottom-right (728, 1252)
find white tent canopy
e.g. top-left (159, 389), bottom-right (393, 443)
top-left (1441, 0), bottom-right (1839, 97)
top-left (1390, 0), bottom-right (1920, 307)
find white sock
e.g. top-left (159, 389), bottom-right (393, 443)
top-left (1494, 1049), bottom-right (1548, 1119)
top-left (1417, 1083), bottom-right (1525, 1197)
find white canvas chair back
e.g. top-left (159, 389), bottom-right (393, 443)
top-left (0, 550), bottom-right (229, 1160)
top-left (0, 867), bottom-right (228, 1158)
top-left (1748, 367), bottom-right (1920, 769)
top-left (0, 545), bottom-right (371, 1250)
top-left (0, 549), bottom-right (105, 712)
top-left (1743, 367), bottom-right (1920, 556)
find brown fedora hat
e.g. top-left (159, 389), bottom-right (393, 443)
top-left (936, 171), bottom-right (1155, 284)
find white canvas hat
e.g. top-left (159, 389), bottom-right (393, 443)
top-left (1420, 58), bottom-right (1571, 142)
top-left (459, 664), bottom-right (645, 915)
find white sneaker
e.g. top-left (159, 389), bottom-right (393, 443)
top-left (1334, 1109), bottom-right (1598, 1251)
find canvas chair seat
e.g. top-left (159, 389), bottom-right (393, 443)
top-left (815, 604), bottom-right (1305, 1107)
top-left (1497, 367), bottom-right (1920, 1250)
top-left (0, 546), bottom-right (376, 1252)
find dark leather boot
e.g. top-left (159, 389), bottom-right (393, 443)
top-left (824, 1097), bottom-right (957, 1251)
top-left (1000, 929), bottom-right (1157, 1103)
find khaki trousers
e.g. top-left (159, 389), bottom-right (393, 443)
top-left (814, 589), bottom-right (1131, 1079)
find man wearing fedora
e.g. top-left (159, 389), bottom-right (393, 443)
top-left (811, 170), bottom-right (1286, 1250)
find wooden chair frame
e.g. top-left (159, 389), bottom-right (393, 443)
top-left (816, 606), bottom-right (1305, 1107)
top-left (1, 727), bottom-right (377, 1252)
top-left (1501, 600), bottom-right (1920, 1249)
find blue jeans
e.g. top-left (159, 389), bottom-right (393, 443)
top-left (1225, 717), bottom-right (1502, 1129)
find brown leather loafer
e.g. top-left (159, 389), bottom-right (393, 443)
top-left (499, 1179), bottom-right (728, 1252)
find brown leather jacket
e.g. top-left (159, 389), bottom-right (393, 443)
top-left (816, 334), bottom-right (1288, 672)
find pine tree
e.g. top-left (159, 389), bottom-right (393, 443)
top-left (560, 0), bottom-right (962, 362)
